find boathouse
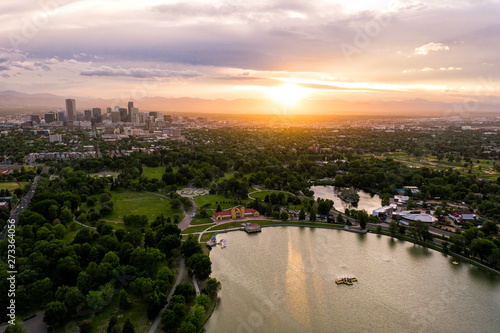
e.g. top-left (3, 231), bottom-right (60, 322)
top-left (213, 206), bottom-right (259, 221)
top-left (244, 223), bottom-right (261, 233)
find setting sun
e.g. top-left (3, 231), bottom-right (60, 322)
top-left (269, 83), bottom-right (309, 108)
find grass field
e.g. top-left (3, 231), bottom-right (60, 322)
top-left (375, 152), bottom-right (500, 180)
top-left (105, 191), bottom-right (184, 223)
top-left (194, 194), bottom-right (251, 211)
top-left (0, 181), bottom-right (28, 191)
top-left (183, 225), bottom-right (213, 234)
top-left (190, 217), bottom-right (215, 225)
top-left (142, 166), bottom-right (165, 180)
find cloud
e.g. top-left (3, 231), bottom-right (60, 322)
top-left (215, 76), bottom-right (263, 81)
top-left (0, 58), bottom-right (7, 63)
top-left (0, 65), bottom-right (9, 71)
top-left (440, 67), bottom-right (462, 71)
top-left (80, 66), bottom-right (202, 79)
top-left (421, 67), bottom-right (434, 71)
top-left (1, 73), bottom-right (10, 78)
top-left (414, 42), bottom-right (450, 55)
top-left (12, 62), bottom-right (34, 71)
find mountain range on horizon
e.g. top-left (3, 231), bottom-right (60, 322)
top-left (0, 90), bottom-right (499, 117)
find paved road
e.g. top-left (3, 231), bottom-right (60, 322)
top-left (178, 198), bottom-right (197, 231)
top-left (0, 172), bottom-right (43, 240)
top-left (148, 258), bottom-right (186, 333)
top-left (367, 222), bottom-right (455, 239)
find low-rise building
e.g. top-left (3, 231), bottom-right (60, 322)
top-left (213, 206), bottom-right (259, 221)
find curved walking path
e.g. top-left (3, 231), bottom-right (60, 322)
top-left (148, 258), bottom-right (186, 333)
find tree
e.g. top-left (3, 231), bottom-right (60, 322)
top-left (107, 316), bottom-right (118, 333)
top-left (317, 201), bottom-right (332, 216)
top-left (358, 211), bottom-right (368, 230)
top-left (195, 294), bottom-right (210, 308)
top-left (170, 199), bottom-right (181, 210)
top-left (481, 221), bottom-right (498, 237)
top-left (181, 235), bottom-right (202, 259)
top-left (44, 301), bottom-right (67, 326)
top-left (119, 289), bottom-right (131, 310)
top-left (123, 215), bottom-right (148, 227)
top-left (187, 253), bottom-right (212, 280)
top-left (4, 324), bottom-right (29, 333)
top-left (79, 320), bottom-right (92, 333)
top-left (450, 234), bottom-right (467, 254)
top-left (298, 208), bottom-right (305, 221)
top-left (174, 282), bottom-right (196, 300)
top-left (470, 238), bottom-right (496, 262)
top-left (186, 304), bottom-right (206, 330)
top-left (388, 222), bottom-right (398, 238)
top-left (336, 213), bottom-right (344, 224)
top-left (122, 318), bottom-right (135, 333)
top-left (280, 211), bottom-right (288, 221)
top-left (161, 309), bottom-right (178, 329)
top-left (203, 278), bottom-right (221, 298)
top-left (86, 283), bottom-right (114, 312)
top-left (147, 290), bottom-right (167, 319)
top-left (178, 321), bottom-right (197, 333)
top-left (130, 248), bottom-right (165, 277)
top-left (55, 285), bottom-right (84, 314)
top-left (59, 207), bottom-right (73, 224)
top-left (309, 209), bottom-right (316, 222)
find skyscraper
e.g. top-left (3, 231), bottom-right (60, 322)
top-left (130, 107), bottom-right (139, 124)
top-left (65, 99), bottom-right (75, 123)
top-left (128, 101), bottom-right (134, 122)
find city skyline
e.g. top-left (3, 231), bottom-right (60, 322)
top-left (1, 0), bottom-right (499, 114)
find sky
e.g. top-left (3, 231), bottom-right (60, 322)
top-left (0, 0), bottom-right (499, 111)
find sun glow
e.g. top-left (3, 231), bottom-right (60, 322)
top-left (269, 83), bottom-right (309, 108)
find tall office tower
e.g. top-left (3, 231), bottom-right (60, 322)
top-left (106, 107), bottom-right (112, 114)
top-left (31, 115), bottom-right (41, 125)
top-left (76, 113), bottom-right (84, 121)
top-left (44, 112), bottom-right (55, 123)
top-left (65, 99), bottom-right (75, 122)
top-left (130, 107), bottom-right (139, 124)
top-left (164, 114), bottom-right (172, 122)
top-left (84, 109), bottom-right (93, 121)
top-left (149, 111), bottom-right (161, 119)
top-left (114, 106), bottom-right (120, 112)
top-left (111, 111), bottom-right (121, 123)
top-left (93, 108), bottom-right (102, 117)
top-left (119, 108), bottom-right (128, 122)
top-left (57, 110), bottom-right (66, 123)
top-left (127, 101), bottom-right (134, 122)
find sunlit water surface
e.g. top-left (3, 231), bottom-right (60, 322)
top-left (204, 227), bottom-right (500, 333)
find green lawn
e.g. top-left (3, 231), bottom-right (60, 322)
top-left (190, 217), bottom-right (215, 225)
top-left (104, 191), bottom-right (184, 223)
top-left (62, 222), bottom-right (83, 243)
top-left (377, 152), bottom-right (500, 180)
top-left (183, 225), bottom-right (213, 234)
top-left (248, 190), bottom-right (286, 200)
top-left (53, 287), bottom-right (155, 333)
top-left (142, 166), bottom-right (165, 180)
top-left (0, 181), bottom-right (28, 191)
top-left (194, 194), bottom-right (250, 211)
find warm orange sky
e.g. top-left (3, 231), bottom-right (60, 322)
top-left (1, 0), bottom-right (499, 112)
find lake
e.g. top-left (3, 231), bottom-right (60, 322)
top-left (204, 227), bottom-right (500, 333)
top-left (311, 185), bottom-right (382, 213)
